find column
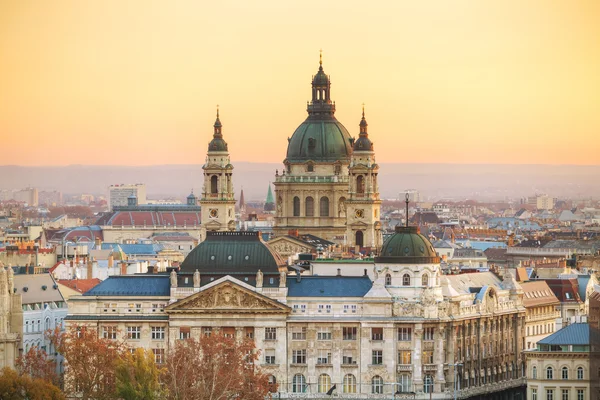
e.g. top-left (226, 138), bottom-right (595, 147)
top-left (434, 326), bottom-right (446, 392)
top-left (413, 324), bottom-right (423, 389)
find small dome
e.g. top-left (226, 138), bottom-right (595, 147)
top-left (313, 68), bottom-right (329, 86)
top-left (208, 138), bottom-right (228, 152)
top-left (375, 226), bottom-right (440, 264)
top-left (353, 136), bottom-right (373, 151)
top-left (187, 193), bottom-right (196, 199)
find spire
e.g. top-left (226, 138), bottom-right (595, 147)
top-left (213, 105), bottom-right (222, 133)
top-left (359, 103), bottom-right (368, 135)
top-left (405, 192), bottom-right (410, 227)
top-left (264, 184), bottom-right (275, 212)
top-left (208, 106), bottom-right (228, 152)
top-left (319, 48), bottom-right (323, 68)
top-left (307, 50), bottom-right (335, 117)
top-left (239, 188), bottom-right (245, 209)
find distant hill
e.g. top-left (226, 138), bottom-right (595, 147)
top-left (1, 163), bottom-right (599, 202)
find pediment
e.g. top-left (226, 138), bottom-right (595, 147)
top-left (166, 280), bottom-right (290, 314)
top-left (268, 236), bottom-right (313, 256)
top-left (204, 220), bottom-right (223, 229)
top-left (349, 221), bottom-right (369, 228)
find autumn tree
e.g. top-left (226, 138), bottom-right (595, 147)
top-left (48, 325), bottom-right (125, 400)
top-left (162, 333), bottom-right (273, 400)
top-left (16, 346), bottom-right (60, 386)
top-left (115, 347), bottom-right (165, 400)
top-left (0, 367), bottom-right (65, 400)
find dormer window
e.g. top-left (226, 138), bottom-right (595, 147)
top-left (307, 162), bottom-right (314, 172)
top-left (308, 138), bottom-right (316, 149)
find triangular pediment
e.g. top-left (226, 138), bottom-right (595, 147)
top-left (349, 221), bottom-right (369, 228)
top-left (166, 280), bottom-right (290, 314)
top-left (203, 220), bottom-right (223, 229)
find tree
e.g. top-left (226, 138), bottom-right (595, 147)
top-left (162, 333), bottom-right (273, 400)
top-left (0, 367), bottom-right (64, 400)
top-left (48, 326), bottom-right (125, 400)
top-left (115, 347), bottom-right (165, 400)
top-left (16, 346), bottom-right (60, 386)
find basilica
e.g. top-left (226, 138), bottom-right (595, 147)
top-left (65, 57), bottom-right (527, 399)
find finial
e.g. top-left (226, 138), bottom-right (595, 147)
top-left (319, 49), bottom-right (323, 66)
top-left (362, 103), bottom-right (365, 118)
top-left (405, 192), bottom-right (410, 227)
top-left (216, 104), bottom-right (219, 118)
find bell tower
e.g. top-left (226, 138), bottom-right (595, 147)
top-left (200, 108), bottom-right (236, 240)
top-left (345, 107), bottom-right (382, 252)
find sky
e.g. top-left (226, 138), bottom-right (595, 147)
top-left (0, 0), bottom-right (599, 166)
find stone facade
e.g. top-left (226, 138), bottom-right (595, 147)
top-left (0, 264), bottom-right (23, 369)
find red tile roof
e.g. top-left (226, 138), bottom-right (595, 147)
top-left (97, 211), bottom-right (201, 227)
top-left (57, 278), bottom-right (102, 294)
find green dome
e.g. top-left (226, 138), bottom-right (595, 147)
top-left (286, 118), bottom-right (353, 162)
top-left (208, 137), bottom-right (228, 152)
top-left (375, 226), bottom-right (440, 264)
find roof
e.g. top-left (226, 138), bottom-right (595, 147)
top-left (515, 267), bottom-right (529, 282)
top-left (445, 272), bottom-right (503, 295)
top-left (375, 226), bottom-right (440, 264)
top-left (520, 280), bottom-right (561, 307)
top-left (84, 275), bottom-right (170, 296)
top-left (538, 323), bottom-right (590, 346)
top-left (545, 278), bottom-right (582, 303)
top-left (13, 274), bottom-right (65, 304)
top-left (180, 231), bottom-right (286, 275)
top-left (96, 210), bottom-right (201, 227)
top-left (285, 118), bottom-right (353, 163)
top-left (101, 243), bottom-right (163, 255)
top-left (287, 276), bottom-right (372, 297)
top-left (484, 248), bottom-right (509, 262)
top-left (57, 278), bottom-right (102, 294)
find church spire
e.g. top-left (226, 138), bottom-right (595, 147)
top-left (213, 105), bottom-right (222, 136)
top-left (353, 105), bottom-right (373, 151)
top-left (359, 104), bottom-right (368, 135)
top-left (208, 106), bottom-right (228, 152)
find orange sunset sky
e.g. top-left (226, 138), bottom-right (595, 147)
top-left (0, 1), bottom-right (599, 166)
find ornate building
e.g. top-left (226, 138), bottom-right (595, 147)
top-left (66, 228), bottom-right (527, 398)
top-left (0, 264), bottom-right (23, 369)
top-left (199, 109), bottom-right (236, 239)
top-left (273, 56), bottom-right (380, 248)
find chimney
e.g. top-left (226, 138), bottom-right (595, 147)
top-left (296, 270), bottom-right (301, 282)
top-left (87, 259), bottom-right (93, 279)
top-left (337, 268), bottom-right (341, 277)
top-left (120, 261), bottom-right (127, 276)
top-left (364, 269), bottom-right (368, 276)
top-left (108, 253), bottom-right (114, 268)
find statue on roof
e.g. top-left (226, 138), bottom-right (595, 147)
top-left (193, 269), bottom-right (201, 288)
top-left (279, 271), bottom-right (287, 288)
top-left (170, 269), bottom-right (177, 288)
top-left (256, 269), bottom-right (263, 288)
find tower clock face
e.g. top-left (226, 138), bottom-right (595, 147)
top-left (209, 209), bottom-right (219, 218)
top-left (355, 209), bottom-right (364, 219)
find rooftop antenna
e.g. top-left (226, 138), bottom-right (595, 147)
top-left (405, 192), bottom-right (410, 227)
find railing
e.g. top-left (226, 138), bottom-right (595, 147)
top-left (275, 175), bottom-right (349, 184)
top-left (526, 312), bottom-right (561, 322)
top-left (397, 364), bottom-right (412, 372)
top-left (507, 247), bottom-right (591, 256)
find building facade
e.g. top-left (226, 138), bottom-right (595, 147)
top-left (521, 280), bottom-right (561, 350)
top-left (0, 264), bottom-right (22, 369)
top-left (108, 184), bottom-right (147, 211)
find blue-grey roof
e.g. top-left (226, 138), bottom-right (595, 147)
top-left (577, 275), bottom-right (591, 301)
top-left (84, 275), bottom-right (170, 296)
top-left (474, 285), bottom-right (489, 303)
top-left (538, 323), bottom-right (590, 346)
top-left (287, 276), bottom-right (372, 297)
top-left (101, 243), bottom-right (164, 255)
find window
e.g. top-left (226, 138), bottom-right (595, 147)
top-left (292, 327), bottom-right (306, 340)
top-left (343, 304), bottom-right (357, 313)
top-left (292, 349), bottom-right (306, 364)
top-left (293, 196), bottom-right (300, 216)
top-left (385, 274), bottom-right (392, 286)
top-left (562, 389), bottom-right (569, 400)
top-left (547, 366), bottom-right (554, 380)
top-left (577, 366), bottom-right (583, 380)
top-left (265, 349), bottom-right (276, 364)
top-left (152, 349), bottom-right (164, 364)
top-left (317, 327), bottom-right (332, 340)
top-left (293, 304), bottom-right (306, 313)
top-left (423, 327), bottom-right (435, 341)
top-left (222, 327), bottom-right (235, 338)
top-left (265, 327), bottom-right (276, 340)
top-left (151, 327), bottom-right (165, 340)
top-left (179, 327), bottom-right (190, 340)
top-left (305, 196), bottom-right (314, 217)
top-left (292, 374), bottom-right (306, 393)
top-left (422, 273), bottom-right (429, 287)
top-left (320, 197), bottom-right (329, 217)
top-left (398, 350), bottom-right (412, 364)
top-left (403, 274), bottom-right (411, 286)
top-left (422, 350), bottom-right (434, 364)
top-left (318, 374), bottom-right (331, 393)
top-left (371, 327), bottom-right (383, 341)
top-left (562, 366), bottom-right (569, 380)
top-left (307, 163), bottom-right (314, 172)
top-left (343, 374), bottom-right (357, 393)
top-left (398, 374), bottom-right (411, 393)
top-left (151, 303), bottom-right (165, 312)
top-left (577, 390), bottom-right (584, 400)
top-left (127, 326), bottom-right (141, 340)
top-left (343, 327), bottom-right (357, 340)
top-left (210, 175), bottom-right (218, 194)
top-left (547, 389), bottom-right (554, 400)
top-left (245, 327), bottom-right (254, 339)
top-left (371, 375), bottom-right (384, 394)
top-left (342, 351), bottom-right (355, 365)
top-left (532, 388), bottom-right (537, 400)
top-left (203, 327), bottom-right (212, 337)
top-left (398, 327), bottom-right (412, 341)
top-left (356, 175), bottom-right (365, 194)
top-left (532, 366), bottom-right (537, 379)
top-left (317, 350), bottom-right (331, 364)
top-left (372, 350), bottom-right (383, 365)
top-left (424, 375), bottom-right (433, 394)
top-left (102, 326), bottom-right (117, 340)
top-left (318, 304), bottom-right (332, 313)
top-left (268, 375), bottom-right (277, 392)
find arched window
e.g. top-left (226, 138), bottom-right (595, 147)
top-left (343, 374), bottom-right (356, 393)
top-left (318, 374), bottom-right (331, 393)
top-left (398, 374), bottom-right (411, 393)
top-left (292, 374), bottom-right (305, 393)
top-left (422, 273), bottom-right (429, 287)
top-left (210, 175), bottom-right (218, 194)
top-left (385, 274), bottom-right (392, 286)
top-left (546, 366), bottom-right (553, 380)
top-left (355, 231), bottom-right (364, 247)
top-left (293, 197), bottom-right (300, 217)
top-left (402, 274), bottom-right (411, 286)
top-left (305, 196), bottom-right (314, 217)
top-left (577, 366), bottom-right (584, 380)
top-left (372, 375), bottom-right (384, 394)
top-left (268, 376), bottom-right (277, 393)
top-left (320, 197), bottom-right (329, 217)
top-left (356, 175), bottom-right (365, 194)
top-left (562, 366), bottom-right (569, 380)
top-left (424, 375), bottom-right (433, 393)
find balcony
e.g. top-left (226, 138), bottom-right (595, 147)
top-left (274, 175), bottom-right (349, 184)
top-left (526, 312), bottom-right (561, 322)
top-left (397, 364), bottom-right (412, 372)
top-left (423, 364), bottom-right (438, 372)
top-left (341, 363), bottom-right (358, 368)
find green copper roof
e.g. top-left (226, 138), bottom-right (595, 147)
top-left (265, 185), bottom-right (274, 204)
top-left (286, 118), bottom-right (353, 162)
top-left (180, 232), bottom-right (285, 274)
top-left (375, 226), bottom-right (440, 264)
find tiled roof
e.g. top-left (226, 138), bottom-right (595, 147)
top-left (545, 279), bottom-right (582, 303)
top-left (101, 243), bottom-right (164, 255)
top-left (13, 274), bottom-right (65, 304)
top-left (96, 211), bottom-right (201, 227)
top-left (287, 276), bottom-right (372, 297)
top-left (538, 323), bottom-right (591, 346)
top-left (520, 281), bottom-right (560, 307)
top-left (484, 248), bottom-right (508, 262)
top-left (84, 275), bottom-right (170, 296)
top-left (445, 272), bottom-right (503, 295)
top-left (57, 278), bottom-right (102, 294)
